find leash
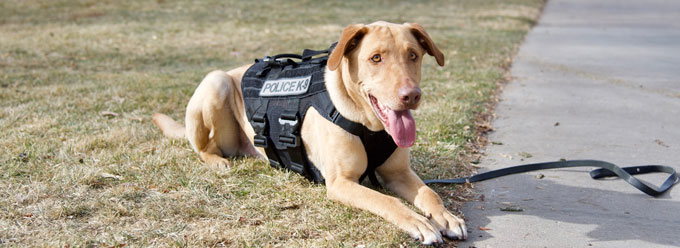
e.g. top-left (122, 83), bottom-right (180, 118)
top-left (424, 160), bottom-right (678, 197)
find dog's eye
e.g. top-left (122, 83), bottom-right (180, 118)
top-left (371, 54), bottom-right (382, 63)
top-left (409, 52), bottom-right (418, 61)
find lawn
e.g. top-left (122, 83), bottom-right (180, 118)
top-left (0, 0), bottom-right (544, 246)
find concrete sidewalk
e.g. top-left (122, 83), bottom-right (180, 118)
top-left (459, 0), bottom-right (680, 247)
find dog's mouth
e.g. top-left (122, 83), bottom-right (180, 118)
top-left (369, 94), bottom-right (416, 148)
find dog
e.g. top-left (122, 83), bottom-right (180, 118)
top-left (152, 21), bottom-right (467, 244)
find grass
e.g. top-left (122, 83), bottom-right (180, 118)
top-left (0, 0), bottom-right (544, 246)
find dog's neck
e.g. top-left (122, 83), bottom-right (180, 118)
top-left (324, 65), bottom-right (384, 131)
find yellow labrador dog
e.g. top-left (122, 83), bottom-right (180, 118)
top-left (153, 21), bottom-right (467, 244)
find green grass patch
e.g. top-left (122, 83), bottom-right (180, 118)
top-left (0, 0), bottom-right (544, 246)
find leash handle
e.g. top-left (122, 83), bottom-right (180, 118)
top-left (424, 160), bottom-right (678, 197)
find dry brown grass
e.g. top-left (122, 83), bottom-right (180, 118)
top-left (0, 0), bottom-right (544, 246)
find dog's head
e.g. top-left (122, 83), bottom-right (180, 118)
top-left (328, 21), bottom-right (445, 148)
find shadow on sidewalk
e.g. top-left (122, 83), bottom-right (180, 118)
top-left (462, 172), bottom-right (679, 246)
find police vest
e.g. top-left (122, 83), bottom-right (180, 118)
top-left (241, 43), bottom-right (398, 186)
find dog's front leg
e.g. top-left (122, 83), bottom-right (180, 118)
top-left (326, 175), bottom-right (444, 244)
top-left (377, 149), bottom-right (468, 241)
top-left (302, 111), bottom-right (443, 244)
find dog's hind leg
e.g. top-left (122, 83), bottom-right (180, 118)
top-left (185, 70), bottom-right (243, 170)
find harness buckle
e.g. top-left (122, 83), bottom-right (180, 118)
top-left (253, 136), bottom-right (267, 147)
top-left (278, 111), bottom-right (298, 127)
top-left (252, 112), bottom-right (268, 148)
top-left (278, 110), bottom-right (300, 148)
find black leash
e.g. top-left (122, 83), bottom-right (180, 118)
top-left (424, 160), bottom-right (678, 197)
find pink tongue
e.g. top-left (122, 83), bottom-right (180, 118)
top-left (386, 109), bottom-right (416, 147)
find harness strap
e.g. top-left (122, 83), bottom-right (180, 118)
top-left (328, 108), bottom-right (365, 136)
top-left (330, 110), bottom-right (379, 186)
top-left (424, 160), bottom-right (678, 197)
top-left (308, 90), bottom-right (397, 186)
top-left (328, 109), bottom-right (396, 187)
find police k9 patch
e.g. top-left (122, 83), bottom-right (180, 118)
top-left (259, 76), bottom-right (311, 97)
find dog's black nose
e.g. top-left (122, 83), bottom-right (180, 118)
top-left (399, 86), bottom-right (421, 108)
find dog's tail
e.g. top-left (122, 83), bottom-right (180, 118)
top-left (152, 113), bottom-right (186, 139)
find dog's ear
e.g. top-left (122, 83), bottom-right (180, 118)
top-left (328, 24), bottom-right (368, 71)
top-left (405, 23), bottom-right (445, 66)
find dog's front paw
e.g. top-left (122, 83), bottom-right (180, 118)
top-left (427, 209), bottom-right (467, 241)
top-left (204, 156), bottom-right (233, 171)
top-left (400, 212), bottom-right (443, 245)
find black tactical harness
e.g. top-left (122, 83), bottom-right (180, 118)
top-left (241, 43), bottom-right (397, 185)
